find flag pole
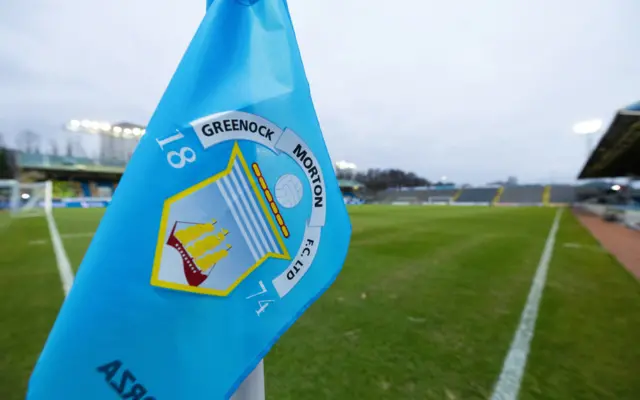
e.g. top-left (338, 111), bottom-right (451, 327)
top-left (230, 360), bottom-right (265, 400)
top-left (204, 2), bottom-right (264, 400)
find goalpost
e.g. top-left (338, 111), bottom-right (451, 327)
top-left (0, 179), bottom-right (73, 293)
top-left (427, 196), bottom-right (453, 205)
top-left (0, 180), bottom-right (53, 219)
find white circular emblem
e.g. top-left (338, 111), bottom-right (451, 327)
top-left (275, 174), bottom-right (303, 208)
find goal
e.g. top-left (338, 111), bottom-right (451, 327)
top-left (427, 196), bottom-right (453, 205)
top-left (0, 180), bottom-right (53, 218)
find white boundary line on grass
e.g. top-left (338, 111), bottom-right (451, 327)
top-left (45, 211), bottom-right (75, 296)
top-left (28, 232), bottom-right (94, 245)
top-left (491, 208), bottom-right (563, 400)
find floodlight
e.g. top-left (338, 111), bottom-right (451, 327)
top-left (572, 119), bottom-right (603, 135)
top-left (336, 160), bottom-right (357, 170)
top-left (65, 118), bottom-right (146, 140)
top-left (611, 184), bottom-right (621, 191)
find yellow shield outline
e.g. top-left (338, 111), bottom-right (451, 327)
top-left (150, 142), bottom-right (291, 296)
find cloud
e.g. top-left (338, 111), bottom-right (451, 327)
top-left (1, 0), bottom-right (639, 184)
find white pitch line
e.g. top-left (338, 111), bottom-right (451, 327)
top-left (59, 232), bottom-right (95, 239)
top-left (29, 232), bottom-right (94, 245)
top-left (44, 212), bottom-right (75, 296)
top-left (491, 208), bottom-right (563, 400)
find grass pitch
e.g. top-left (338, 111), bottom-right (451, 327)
top-left (0, 206), bottom-right (639, 399)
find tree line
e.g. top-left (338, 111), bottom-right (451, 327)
top-left (336, 167), bottom-right (441, 193)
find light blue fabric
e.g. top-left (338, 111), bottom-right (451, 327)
top-left (28, 1), bottom-right (351, 399)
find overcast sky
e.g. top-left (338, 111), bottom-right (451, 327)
top-left (1, 0), bottom-right (638, 184)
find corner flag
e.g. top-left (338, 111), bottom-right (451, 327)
top-left (27, 1), bottom-right (351, 399)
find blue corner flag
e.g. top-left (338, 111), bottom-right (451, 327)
top-left (27, 1), bottom-right (351, 399)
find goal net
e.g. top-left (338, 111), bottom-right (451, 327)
top-left (0, 180), bottom-right (53, 219)
top-left (427, 196), bottom-right (453, 205)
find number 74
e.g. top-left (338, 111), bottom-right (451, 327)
top-left (256, 300), bottom-right (274, 316)
top-left (246, 281), bottom-right (275, 316)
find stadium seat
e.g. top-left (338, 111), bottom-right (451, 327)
top-left (499, 186), bottom-right (545, 205)
top-left (455, 188), bottom-right (497, 204)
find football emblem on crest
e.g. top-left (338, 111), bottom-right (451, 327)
top-left (275, 174), bottom-right (303, 209)
top-left (151, 111), bottom-right (327, 298)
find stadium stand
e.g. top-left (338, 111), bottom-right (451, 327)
top-left (454, 187), bottom-right (498, 204)
top-left (53, 181), bottom-right (82, 198)
top-left (498, 185), bottom-right (544, 205)
top-left (632, 188), bottom-right (640, 204)
top-left (339, 179), bottom-right (366, 204)
top-left (6, 149), bottom-right (121, 204)
top-left (81, 182), bottom-right (91, 197)
top-left (579, 102), bottom-right (640, 179)
top-left (0, 148), bottom-right (18, 180)
top-left (548, 185), bottom-right (576, 204)
top-left (374, 188), bottom-right (459, 204)
top-left (576, 100), bottom-right (640, 231)
top-left (16, 152), bottom-right (126, 175)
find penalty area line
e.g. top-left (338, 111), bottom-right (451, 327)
top-left (490, 208), bottom-right (563, 400)
top-left (45, 212), bottom-right (75, 296)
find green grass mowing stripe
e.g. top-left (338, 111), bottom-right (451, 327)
top-left (53, 208), bottom-right (105, 235)
top-left (63, 237), bottom-right (95, 273)
top-left (0, 206), bottom-right (567, 399)
top-left (520, 211), bottom-right (640, 400)
top-left (53, 209), bottom-right (105, 272)
top-left (23, 234), bottom-right (94, 272)
top-left (266, 206), bottom-right (557, 399)
top-left (0, 217), bottom-right (64, 400)
top-left (0, 209), bottom-right (102, 399)
top-left (0, 211), bottom-right (11, 232)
